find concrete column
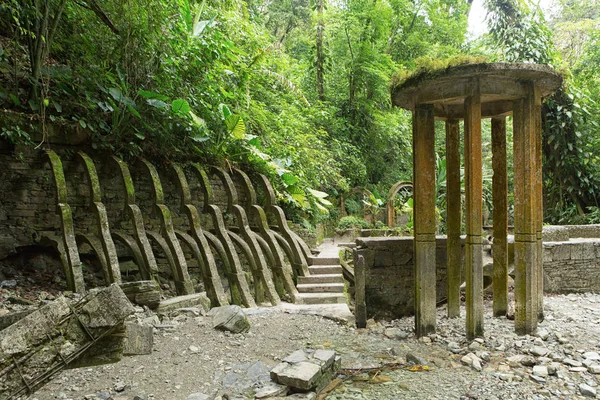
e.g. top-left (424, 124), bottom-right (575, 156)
top-left (464, 86), bottom-right (484, 340)
top-left (535, 96), bottom-right (544, 322)
top-left (413, 103), bottom-right (437, 337)
top-left (492, 117), bottom-right (508, 317)
top-left (355, 255), bottom-right (367, 329)
top-left (445, 119), bottom-right (461, 318)
top-left (513, 82), bottom-right (539, 335)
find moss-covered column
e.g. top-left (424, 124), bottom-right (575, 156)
top-left (445, 119), bottom-right (461, 319)
top-left (535, 98), bottom-right (544, 322)
top-left (513, 82), bottom-right (539, 335)
top-left (492, 117), bottom-right (508, 317)
top-left (464, 84), bottom-right (484, 340)
top-left (413, 103), bottom-right (436, 337)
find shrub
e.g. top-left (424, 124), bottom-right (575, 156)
top-left (337, 216), bottom-right (371, 230)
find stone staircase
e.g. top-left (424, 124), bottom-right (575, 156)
top-left (296, 243), bottom-right (347, 305)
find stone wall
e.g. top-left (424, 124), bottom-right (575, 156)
top-left (0, 142), bottom-right (263, 291)
top-left (355, 236), bottom-right (465, 319)
top-left (356, 233), bottom-right (600, 319)
top-left (543, 239), bottom-right (600, 294)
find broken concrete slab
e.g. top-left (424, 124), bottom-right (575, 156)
top-left (0, 284), bottom-right (135, 399)
top-left (123, 322), bottom-right (153, 355)
top-left (120, 280), bottom-right (161, 309)
top-left (0, 309), bottom-right (34, 331)
top-left (271, 362), bottom-right (321, 391)
top-left (270, 349), bottom-right (341, 392)
top-left (211, 305), bottom-right (250, 334)
top-left (156, 293), bottom-right (211, 315)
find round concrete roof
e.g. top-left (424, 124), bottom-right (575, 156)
top-left (391, 63), bottom-right (563, 119)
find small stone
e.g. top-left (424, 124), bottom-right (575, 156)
top-left (406, 352), bottom-right (427, 366)
top-left (531, 346), bottom-right (550, 357)
top-left (384, 328), bottom-right (409, 340)
top-left (530, 374), bottom-right (546, 383)
top-left (498, 373), bottom-right (513, 382)
top-left (579, 383), bottom-right (597, 397)
top-left (563, 358), bottom-right (583, 367)
top-left (584, 352), bottom-right (600, 361)
top-left (520, 356), bottom-right (536, 367)
top-left (114, 382), bottom-right (126, 392)
top-left (189, 345), bottom-right (200, 353)
top-left (536, 328), bottom-right (550, 341)
top-left (468, 341), bottom-right (482, 351)
top-left (533, 366), bottom-right (549, 377)
top-left (419, 336), bottom-right (432, 344)
top-left (588, 364), bottom-right (600, 374)
top-left (212, 305), bottom-right (250, 334)
top-left (254, 382), bottom-right (288, 398)
top-left (476, 351), bottom-right (490, 362)
top-left (0, 280), bottom-right (17, 288)
top-left (570, 366), bottom-right (588, 372)
top-left (187, 393), bottom-right (210, 400)
top-left (506, 355), bottom-right (524, 367)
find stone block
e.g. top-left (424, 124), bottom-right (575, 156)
top-left (271, 349), bottom-right (340, 392)
top-left (552, 244), bottom-right (570, 260)
top-left (271, 361), bottom-right (321, 391)
top-left (211, 305), bottom-right (250, 334)
top-left (120, 280), bottom-right (161, 309)
top-left (157, 293), bottom-right (211, 314)
top-left (123, 322), bottom-right (153, 355)
top-left (542, 226), bottom-right (569, 242)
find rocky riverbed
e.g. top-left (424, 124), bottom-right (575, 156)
top-left (24, 293), bottom-right (600, 400)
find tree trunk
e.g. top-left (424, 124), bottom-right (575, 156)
top-left (316, 0), bottom-right (325, 102)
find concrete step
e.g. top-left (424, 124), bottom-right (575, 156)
top-left (297, 274), bottom-right (344, 284)
top-left (308, 256), bottom-right (340, 266)
top-left (296, 293), bottom-right (347, 305)
top-left (297, 283), bottom-right (345, 293)
top-left (308, 265), bottom-right (343, 275)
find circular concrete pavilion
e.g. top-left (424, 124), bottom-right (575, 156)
top-left (391, 63), bottom-right (562, 339)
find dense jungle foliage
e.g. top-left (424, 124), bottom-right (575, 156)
top-left (0, 0), bottom-right (599, 228)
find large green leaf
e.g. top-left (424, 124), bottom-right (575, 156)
top-left (172, 99), bottom-right (191, 114)
top-left (281, 173), bottom-right (299, 186)
top-left (138, 90), bottom-right (169, 101)
top-left (225, 115), bottom-right (245, 139)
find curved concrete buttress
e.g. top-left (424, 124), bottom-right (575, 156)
top-left (45, 150), bottom-right (85, 293)
top-left (137, 158), bottom-right (193, 295)
top-left (111, 156), bottom-right (159, 279)
top-left (210, 166), bottom-right (280, 305)
top-left (256, 174), bottom-right (310, 276)
top-left (111, 231), bottom-right (152, 280)
top-left (171, 164), bottom-right (228, 306)
top-left (76, 152), bottom-right (121, 284)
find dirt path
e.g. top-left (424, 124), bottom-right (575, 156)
top-left (23, 293), bottom-right (600, 400)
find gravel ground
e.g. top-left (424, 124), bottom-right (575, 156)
top-left (23, 292), bottom-right (600, 400)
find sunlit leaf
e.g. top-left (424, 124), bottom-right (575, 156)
top-left (281, 173), bottom-right (299, 186)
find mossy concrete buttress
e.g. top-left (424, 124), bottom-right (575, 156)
top-left (211, 166), bottom-right (280, 305)
top-left (111, 156), bottom-right (159, 280)
top-left (45, 150), bottom-right (85, 293)
top-left (77, 151), bottom-right (121, 284)
top-left (171, 163), bottom-right (228, 306)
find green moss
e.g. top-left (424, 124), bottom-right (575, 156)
top-left (391, 55), bottom-right (489, 91)
top-left (46, 150), bottom-right (68, 203)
